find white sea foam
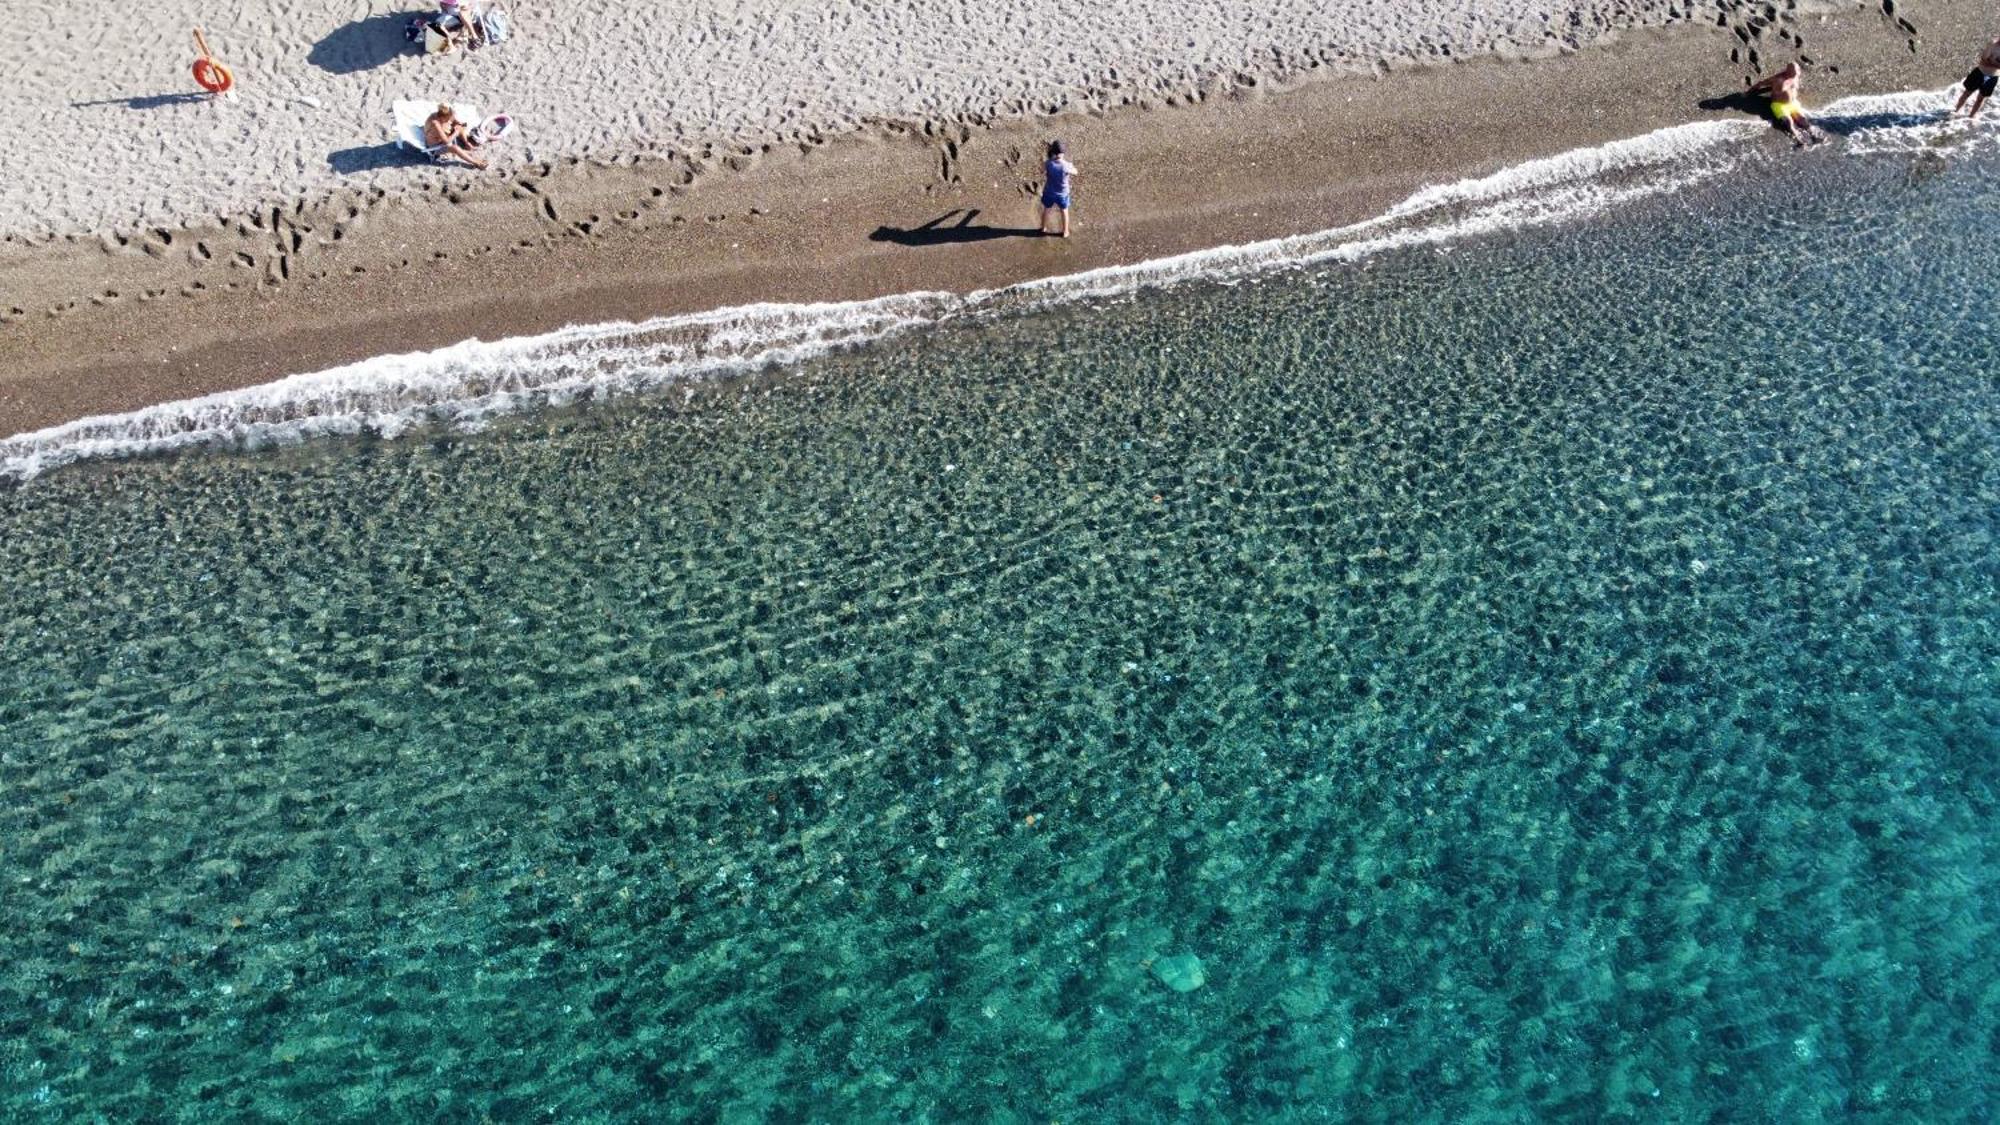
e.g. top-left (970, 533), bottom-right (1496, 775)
top-left (8, 96), bottom-right (1951, 484)
top-left (1003, 117), bottom-right (1752, 308)
top-left (1816, 87), bottom-right (2000, 156)
top-left (0, 295), bottom-right (957, 482)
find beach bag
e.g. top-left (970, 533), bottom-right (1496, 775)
top-left (423, 20), bottom-right (451, 54)
top-left (478, 8), bottom-right (511, 44)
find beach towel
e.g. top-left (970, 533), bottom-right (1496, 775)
top-left (479, 8), bottom-right (511, 44)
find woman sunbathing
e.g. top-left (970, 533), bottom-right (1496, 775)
top-left (423, 104), bottom-right (488, 169)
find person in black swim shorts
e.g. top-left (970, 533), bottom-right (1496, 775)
top-left (1953, 37), bottom-right (2000, 118)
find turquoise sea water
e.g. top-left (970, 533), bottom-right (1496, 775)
top-left (2, 142), bottom-right (1997, 1120)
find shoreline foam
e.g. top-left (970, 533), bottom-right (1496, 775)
top-left (0, 114), bottom-right (1769, 483)
top-left (10, 78), bottom-right (1986, 484)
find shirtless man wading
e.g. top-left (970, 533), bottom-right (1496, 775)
top-left (1953, 37), bottom-right (2000, 118)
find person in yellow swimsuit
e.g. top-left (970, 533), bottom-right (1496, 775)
top-left (1748, 62), bottom-right (1822, 146)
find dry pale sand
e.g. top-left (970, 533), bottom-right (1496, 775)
top-left (0, 0), bottom-right (1984, 437)
top-left (5, 0), bottom-right (1833, 242)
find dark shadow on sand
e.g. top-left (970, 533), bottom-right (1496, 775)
top-left (1812, 107), bottom-right (1952, 137)
top-left (309, 13), bottom-right (417, 75)
top-left (329, 143), bottom-right (417, 175)
top-left (870, 209), bottom-right (1043, 247)
top-left (70, 93), bottom-right (213, 111)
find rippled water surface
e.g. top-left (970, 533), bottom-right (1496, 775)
top-left (3, 148), bottom-right (1997, 1120)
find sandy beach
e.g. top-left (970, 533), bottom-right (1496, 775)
top-left (1, 0), bottom-right (1988, 437)
top-left (0, 0), bottom-right (1783, 241)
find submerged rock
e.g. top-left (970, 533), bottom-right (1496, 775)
top-left (1153, 952), bottom-right (1206, 993)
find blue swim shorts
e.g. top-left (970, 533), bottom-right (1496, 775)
top-left (1041, 190), bottom-right (1070, 210)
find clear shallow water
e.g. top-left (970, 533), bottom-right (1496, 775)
top-left (2, 147), bottom-right (1997, 1120)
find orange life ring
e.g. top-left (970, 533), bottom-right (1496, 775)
top-left (192, 57), bottom-right (233, 94)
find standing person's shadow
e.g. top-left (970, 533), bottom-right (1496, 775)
top-left (870, 208), bottom-right (1041, 246)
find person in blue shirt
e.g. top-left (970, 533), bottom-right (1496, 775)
top-left (1039, 140), bottom-right (1078, 237)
